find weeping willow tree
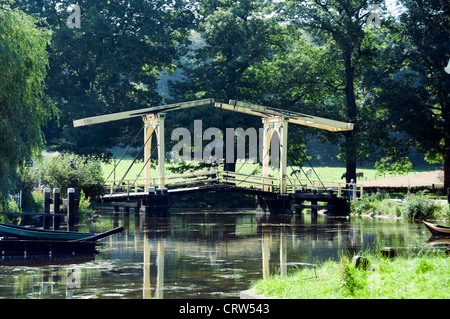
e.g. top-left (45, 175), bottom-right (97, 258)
top-left (0, 3), bottom-right (57, 205)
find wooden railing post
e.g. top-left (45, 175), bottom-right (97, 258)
top-left (53, 188), bottom-right (60, 230)
top-left (43, 188), bottom-right (51, 229)
top-left (67, 188), bottom-right (76, 231)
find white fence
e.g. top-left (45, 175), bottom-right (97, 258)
top-left (9, 190), bottom-right (22, 208)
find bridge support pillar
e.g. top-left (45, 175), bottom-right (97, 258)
top-left (140, 188), bottom-right (170, 216)
top-left (261, 116), bottom-right (289, 194)
top-left (256, 195), bottom-right (291, 214)
top-left (143, 113), bottom-right (166, 191)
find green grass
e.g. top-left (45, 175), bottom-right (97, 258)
top-left (101, 159), bottom-right (429, 183)
top-left (102, 158), bottom-right (432, 183)
top-left (251, 252), bottom-right (450, 299)
top-left (350, 191), bottom-right (450, 220)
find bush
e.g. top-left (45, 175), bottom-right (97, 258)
top-left (41, 154), bottom-right (105, 199)
top-left (350, 191), bottom-right (391, 216)
top-left (401, 192), bottom-right (437, 220)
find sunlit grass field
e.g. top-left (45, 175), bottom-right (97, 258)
top-left (100, 158), bottom-right (430, 183)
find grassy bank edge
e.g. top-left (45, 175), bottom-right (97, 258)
top-left (250, 251), bottom-right (450, 299)
top-left (350, 191), bottom-right (450, 221)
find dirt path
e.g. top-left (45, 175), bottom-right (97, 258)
top-left (360, 170), bottom-right (443, 187)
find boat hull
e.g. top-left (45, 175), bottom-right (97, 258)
top-left (0, 223), bottom-right (96, 241)
top-left (0, 239), bottom-right (98, 257)
top-left (423, 221), bottom-right (450, 237)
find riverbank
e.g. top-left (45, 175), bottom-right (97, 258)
top-left (350, 191), bottom-right (450, 221)
top-left (250, 252), bottom-right (450, 299)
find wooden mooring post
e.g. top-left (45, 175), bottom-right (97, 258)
top-left (53, 188), bottom-right (61, 230)
top-left (43, 188), bottom-right (51, 229)
top-left (42, 187), bottom-right (77, 230)
top-left (67, 188), bottom-right (76, 231)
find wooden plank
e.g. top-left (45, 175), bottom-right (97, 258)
top-left (219, 171), bottom-right (279, 181)
top-left (166, 178), bottom-right (219, 187)
top-left (221, 177), bottom-right (276, 188)
top-left (165, 170), bottom-right (214, 179)
top-left (0, 212), bottom-right (65, 216)
top-left (73, 99), bottom-right (214, 127)
top-left (165, 176), bottom-right (212, 185)
top-left (215, 100), bottom-right (353, 132)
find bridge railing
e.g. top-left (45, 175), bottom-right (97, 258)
top-left (104, 169), bottom-right (364, 198)
top-left (105, 170), bottom-right (219, 194)
top-left (286, 181), bottom-right (364, 198)
top-left (218, 171), bottom-right (280, 191)
top-left (165, 171), bottom-right (218, 187)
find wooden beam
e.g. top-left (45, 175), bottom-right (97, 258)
top-left (215, 100), bottom-right (353, 132)
top-left (73, 99), bottom-right (214, 127)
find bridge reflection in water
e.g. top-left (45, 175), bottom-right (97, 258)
top-left (0, 211), bottom-right (433, 299)
top-left (137, 212), bottom-right (353, 299)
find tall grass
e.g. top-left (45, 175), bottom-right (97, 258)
top-left (251, 252), bottom-right (450, 299)
top-left (351, 191), bottom-right (450, 220)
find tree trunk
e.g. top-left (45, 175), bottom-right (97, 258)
top-left (343, 49), bottom-right (357, 184)
top-left (444, 138), bottom-right (450, 203)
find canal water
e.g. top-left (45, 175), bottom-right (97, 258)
top-left (0, 210), bottom-right (442, 299)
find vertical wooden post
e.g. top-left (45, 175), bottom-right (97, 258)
top-left (157, 114), bottom-right (166, 190)
top-left (261, 116), bottom-right (289, 194)
top-left (144, 122), bottom-right (155, 191)
top-left (311, 188), bottom-right (318, 218)
top-left (156, 240), bottom-right (165, 299)
top-left (43, 188), bottom-right (51, 229)
top-left (261, 120), bottom-right (274, 192)
top-left (53, 188), bottom-right (60, 230)
top-left (143, 113), bottom-right (166, 190)
top-left (262, 231), bottom-right (270, 280)
top-left (280, 231), bottom-right (287, 276)
top-left (278, 117), bottom-right (289, 195)
top-left (143, 230), bottom-right (151, 299)
top-left (67, 188), bottom-right (76, 231)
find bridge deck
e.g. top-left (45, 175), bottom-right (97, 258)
top-left (100, 171), bottom-right (353, 215)
top-left (102, 170), bottom-right (362, 200)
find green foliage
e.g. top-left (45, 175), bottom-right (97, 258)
top-left (12, 0), bottom-right (196, 156)
top-left (0, 198), bottom-right (20, 213)
top-left (338, 256), bottom-right (362, 295)
top-left (0, 5), bottom-right (56, 203)
top-left (382, 0), bottom-right (450, 186)
top-left (402, 192), bottom-right (437, 220)
top-left (252, 252), bottom-right (450, 299)
top-left (375, 156), bottom-right (413, 177)
top-left (351, 191), bottom-right (441, 219)
top-left (38, 154), bottom-right (105, 199)
top-left (350, 191), bottom-right (393, 216)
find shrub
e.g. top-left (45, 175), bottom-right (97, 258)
top-left (338, 255), bottom-right (367, 295)
top-left (39, 154), bottom-right (105, 200)
top-left (350, 191), bottom-right (391, 216)
top-left (401, 192), bottom-right (437, 220)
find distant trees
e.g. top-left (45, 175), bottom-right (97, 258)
top-left (267, 0), bottom-right (388, 183)
top-left (13, 0), bottom-right (196, 155)
top-left (383, 0), bottom-right (450, 198)
top-left (0, 4), bottom-right (56, 204)
top-left (3, 0), bottom-right (449, 202)
top-left (168, 0), bottom-right (282, 130)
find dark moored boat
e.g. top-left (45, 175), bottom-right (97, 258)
top-left (423, 221), bottom-right (450, 237)
top-left (0, 223), bottom-right (96, 241)
top-left (0, 225), bottom-right (124, 257)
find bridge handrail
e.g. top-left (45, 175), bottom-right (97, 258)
top-left (218, 171), bottom-right (278, 181)
top-left (103, 169), bottom-right (364, 198)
